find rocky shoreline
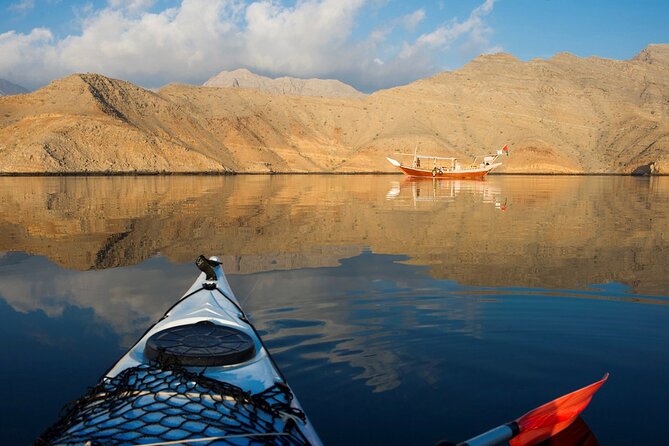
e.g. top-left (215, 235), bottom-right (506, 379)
top-left (0, 171), bottom-right (665, 177)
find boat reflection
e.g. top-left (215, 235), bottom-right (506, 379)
top-left (387, 177), bottom-right (507, 210)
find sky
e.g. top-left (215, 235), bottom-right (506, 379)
top-left (0, 0), bottom-right (668, 92)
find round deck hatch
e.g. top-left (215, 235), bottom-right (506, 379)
top-left (144, 321), bottom-right (255, 366)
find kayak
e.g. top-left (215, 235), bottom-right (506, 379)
top-left (36, 255), bottom-right (322, 446)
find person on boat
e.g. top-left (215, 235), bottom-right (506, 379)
top-left (415, 158), bottom-right (421, 168)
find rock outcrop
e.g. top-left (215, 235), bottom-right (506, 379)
top-left (0, 45), bottom-right (668, 174)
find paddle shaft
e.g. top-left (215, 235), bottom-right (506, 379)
top-left (456, 373), bottom-right (608, 446)
top-left (458, 422), bottom-right (519, 446)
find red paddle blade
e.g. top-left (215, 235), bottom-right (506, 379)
top-left (509, 373), bottom-right (608, 446)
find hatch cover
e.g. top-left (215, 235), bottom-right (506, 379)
top-left (145, 321), bottom-right (256, 366)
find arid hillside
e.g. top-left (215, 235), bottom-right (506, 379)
top-left (0, 45), bottom-right (668, 174)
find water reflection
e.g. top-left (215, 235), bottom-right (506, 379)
top-left (387, 177), bottom-right (506, 210)
top-left (1, 174), bottom-right (669, 444)
top-left (230, 253), bottom-right (667, 445)
top-left (0, 254), bottom-right (195, 345)
top-left (1, 175), bottom-right (668, 294)
top-left (6, 251), bottom-right (658, 445)
top-left (0, 287), bottom-right (124, 444)
top-left (538, 417), bottom-right (599, 446)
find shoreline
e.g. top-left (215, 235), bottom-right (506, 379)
top-left (0, 171), bottom-right (665, 177)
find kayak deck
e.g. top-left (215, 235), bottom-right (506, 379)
top-left (37, 363), bottom-right (311, 445)
top-left (36, 257), bottom-right (321, 446)
top-left (108, 285), bottom-right (281, 395)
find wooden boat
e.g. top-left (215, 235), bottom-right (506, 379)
top-left (387, 145), bottom-right (508, 179)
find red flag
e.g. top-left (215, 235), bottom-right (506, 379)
top-left (502, 145), bottom-right (509, 156)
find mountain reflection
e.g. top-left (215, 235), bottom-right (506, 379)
top-left (1, 175), bottom-right (667, 445)
top-left (1, 175), bottom-right (668, 294)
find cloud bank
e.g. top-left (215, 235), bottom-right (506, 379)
top-left (0, 0), bottom-right (500, 91)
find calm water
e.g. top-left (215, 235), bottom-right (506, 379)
top-left (1, 175), bottom-right (668, 445)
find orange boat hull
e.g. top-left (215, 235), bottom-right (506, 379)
top-left (396, 165), bottom-right (493, 179)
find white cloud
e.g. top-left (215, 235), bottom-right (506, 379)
top-left (1, 0), bottom-right (246, 87)
top-left (0, 0), bottom-right (500, 91)
top-left (401, 8), bottom-right (425, 32)
top-left (107, 0), bottom-right (156, 14)
top-left (0, 28), bottom-right (57, 82)
top-left (243, 0), bottom-right (365, 74)
top-left (401, 0), bottom-right (497, 59)
top-left (8, 0), bottom-right (36, 14)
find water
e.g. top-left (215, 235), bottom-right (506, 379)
top-left (0, 175), bottom-right (668, 445)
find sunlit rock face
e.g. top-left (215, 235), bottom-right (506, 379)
top-left (1, 46), bottom-right (668, 174)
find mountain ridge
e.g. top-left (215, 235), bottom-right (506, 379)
top-left (203, 68), bottom-right (365, 98)
top-left (0, 45), bottom-right (667, 174)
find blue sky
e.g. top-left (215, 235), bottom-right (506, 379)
top-left (1, 0), bottom-right (667, 91)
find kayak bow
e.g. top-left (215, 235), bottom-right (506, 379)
top-left (36, 255), bottom-right (322, 446)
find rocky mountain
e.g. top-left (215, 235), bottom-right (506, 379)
top-left (203, 68), bottom-right (364, 97)
top-left (0, 79), bottom-right (29, 96)
top-left (0, 45), bottom-right (667, 174)
top-left (634, 43), bottom-right (669, 65)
